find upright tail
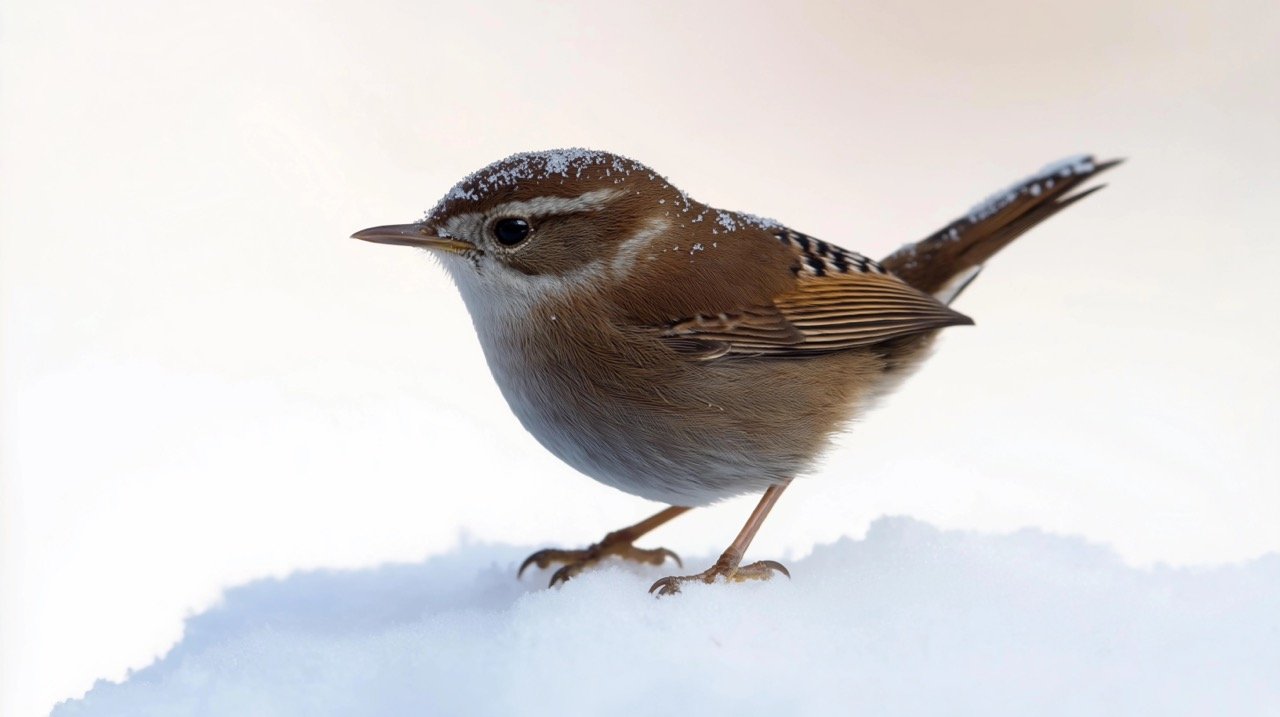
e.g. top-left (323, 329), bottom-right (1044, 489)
top-left (881, 155), bottom-right (1122, 304)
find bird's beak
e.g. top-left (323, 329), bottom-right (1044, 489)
top-left (350, 224), bottom-right (477, 254)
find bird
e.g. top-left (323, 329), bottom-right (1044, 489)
top-left (353, 149), bottom-right (1118, 595)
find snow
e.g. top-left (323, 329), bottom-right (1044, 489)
top-left (887, 154), bottom-right (1104, 271)
top-left (430, 148), bottom-right (647, 218)
top-left (966, 154), bottom-right (1097, 223)
top-left (428, 148), bottom-right (781, 237)
top-left (55, 517), bottom-right (1279, 716)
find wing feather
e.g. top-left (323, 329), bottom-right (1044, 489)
top-left (654, 252), bottom-right (971, 359)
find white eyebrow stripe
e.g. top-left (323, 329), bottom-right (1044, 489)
top-left (611, 216), bottom-right (671, 276)
top-left (489, 188), bottom-right (622, 218)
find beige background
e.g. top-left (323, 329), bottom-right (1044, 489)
top-left (3, 1), bottom-right (1278, 715)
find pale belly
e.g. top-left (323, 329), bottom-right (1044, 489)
top-left (472, 316), bottom-right (891, 507)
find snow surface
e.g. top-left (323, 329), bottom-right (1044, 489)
top-left (55, 518), bottom-right (1278, 717)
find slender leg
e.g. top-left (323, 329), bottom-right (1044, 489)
top-left (519, 506), bottom-right (691, 587)
top-left (649, 480), bottom-right (792, 596)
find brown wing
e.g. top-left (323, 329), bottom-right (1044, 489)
top-left (651, 229), bottom-right (971, 359)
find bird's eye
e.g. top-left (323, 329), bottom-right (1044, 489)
top-left (492, 217), bottom-right (532, 246)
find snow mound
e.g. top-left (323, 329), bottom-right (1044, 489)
top-left (55, 518), bottom-right (1279, 716)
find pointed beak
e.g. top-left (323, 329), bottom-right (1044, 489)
top-left (350, 224), bottom-right (477, 254)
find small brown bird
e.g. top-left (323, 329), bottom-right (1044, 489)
top-left (354, 149), bottom-right (1117, 595)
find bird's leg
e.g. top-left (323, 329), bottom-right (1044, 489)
top-left (519, 506), bottom-right (690, 587)
top-left (649, 481), bottom-right (792, 596)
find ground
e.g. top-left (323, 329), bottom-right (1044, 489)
top-left (55, 517), bottom-right (1279, 716)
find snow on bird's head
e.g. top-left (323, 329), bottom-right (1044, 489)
top-left (423, 148), bottom-right (782, 237)
top-left (426, 149), bottom-right (663, 223)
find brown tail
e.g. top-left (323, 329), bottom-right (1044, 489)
top-left (881, 155), bottom-right (1121, 303)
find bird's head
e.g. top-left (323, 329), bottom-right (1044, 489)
top-left (353, 149), bottom-right (783, 304)
top-left (354, 150), bottom-right (672, 283)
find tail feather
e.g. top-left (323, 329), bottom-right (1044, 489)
top-left (881, 155), bottom-right (1121, 302)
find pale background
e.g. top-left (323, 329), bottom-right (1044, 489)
top-left (2, 1), bottom-right (1277, 715)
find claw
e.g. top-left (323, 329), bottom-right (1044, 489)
top-left (758, 559), bottom-right (790, 578)
top-left (649, 558), bottom-right (790, 597)
top-left (658, 547), bottom-right (683, 569)
top-left (624, 546), bottom-right (683, 568)
top-left (548, 564), bottom-right (579, 587)
top-left (518, 543), bottom-right (682, 586)
top-left (518, 548), bottom-right (586, 579)
top-left (648, 576), bottom-right (682, 596)
top-left (517, 553), bottom-right (539, 579)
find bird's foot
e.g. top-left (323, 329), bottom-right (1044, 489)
top-left (648, 555), bottom-right (790, 597)
top-left (518, 535), bottom-right (681, 587)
